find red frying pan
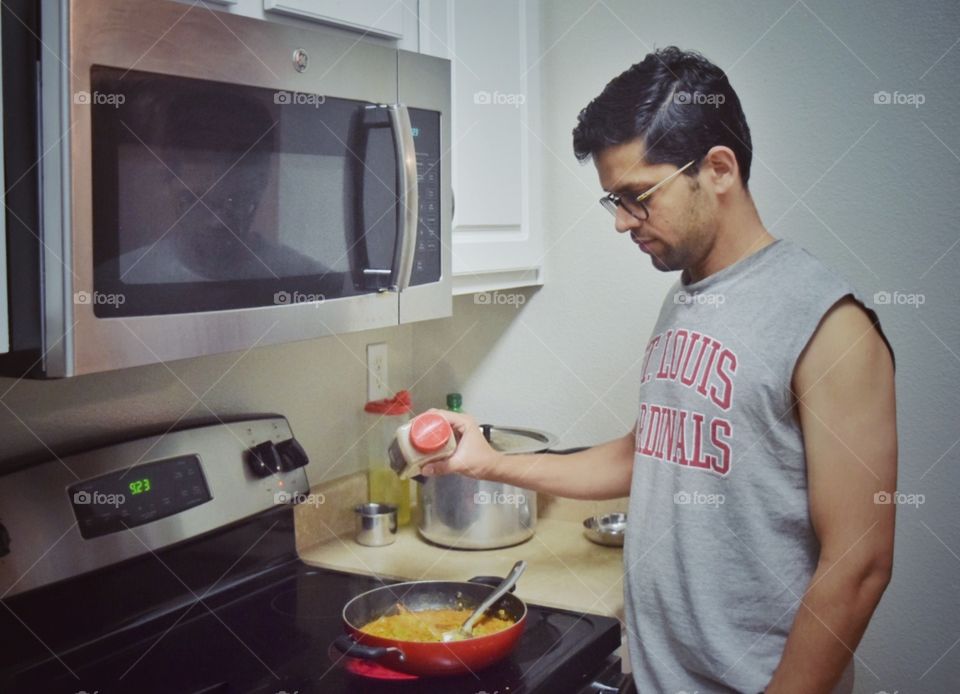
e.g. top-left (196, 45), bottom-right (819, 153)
top-left (333, 569), bottom-right (527, 676)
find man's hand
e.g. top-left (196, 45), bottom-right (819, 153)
top-left (418, 409), bottom-right (505, 480)
top-left (417, 409), bottom-right (636, 500)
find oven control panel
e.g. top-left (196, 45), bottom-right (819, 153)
top-left (0, 416), bottom-right (310, 597)
top-left (68, 455), bottom-right (212, 539)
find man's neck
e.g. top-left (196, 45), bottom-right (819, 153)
top-left (685, 200), bottom-right (775, 284)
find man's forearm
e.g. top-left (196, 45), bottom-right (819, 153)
top-left (765, 559), bottom-right (891, 693)
top-left (486, 433), bottom-right (634, 500)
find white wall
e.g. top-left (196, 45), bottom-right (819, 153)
top-left (0, 325), bottom-right (414, 484)
top-left (0, 1), bottom-right (956, 690)
top-left (414, 1), bottom-right (960, 691)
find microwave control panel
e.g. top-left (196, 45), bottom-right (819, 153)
top-left (409, 108), bottom-right (442, 286)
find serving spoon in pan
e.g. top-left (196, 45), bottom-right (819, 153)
top-left (442, 560), bottom-right (527, 642)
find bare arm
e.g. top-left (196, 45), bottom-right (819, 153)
top-left (766, 298), bottom-right (897, 693)
top-left (419, 410), bottom-right (635, 500)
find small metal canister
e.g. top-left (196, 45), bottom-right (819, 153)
top-left (354, 502), bottom-right (398, 546)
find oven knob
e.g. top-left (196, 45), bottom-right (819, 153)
top-left (277, 437), bottom-right (310, 471)
top-left (0, 522), bottom-right (10, 557)
top-left (247, 441), bottom-right (283, 478)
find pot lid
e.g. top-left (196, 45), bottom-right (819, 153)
top-left (480, 424), bottom-right (557, 454)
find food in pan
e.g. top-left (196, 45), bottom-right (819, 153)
top-left (360, 608), bottom-right (515, 642)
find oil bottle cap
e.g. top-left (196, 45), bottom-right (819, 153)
top-left (409, 412), bottom-right (453, 453)
top-left (446, 392), bottom-right (462, 412)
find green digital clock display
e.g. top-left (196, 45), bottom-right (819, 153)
top-left (128, 478), bottom-right (152, 495)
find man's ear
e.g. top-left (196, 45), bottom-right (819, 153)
top-left (702, 146), bottom-right (740, 195)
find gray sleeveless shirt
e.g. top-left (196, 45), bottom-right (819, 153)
top-left (624, 240), bottom-right (863, 693)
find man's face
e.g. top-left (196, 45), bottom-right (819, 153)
top-left (594, 138), bottom-right (715, 274)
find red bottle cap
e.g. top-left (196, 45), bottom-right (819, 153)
top-left (409, 413), bottom-right (453, 453)
top-left (364, 390), bottom-right (413, 416)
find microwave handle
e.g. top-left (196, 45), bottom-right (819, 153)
top-left (387, 104), bottom-right (418, 291)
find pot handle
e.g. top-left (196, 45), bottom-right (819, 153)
top-left (333, 634), bottom-right (406, 662)
top-left (468, 576), bottom-right (518, 592)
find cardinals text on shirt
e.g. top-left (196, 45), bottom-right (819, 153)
top-left (635, 328), bottom-right (738, 476)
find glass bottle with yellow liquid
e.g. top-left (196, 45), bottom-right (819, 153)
top-left (364, 390), bottom-right (413, 525)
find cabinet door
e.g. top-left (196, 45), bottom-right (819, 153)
top-left (421, 0), bottom-right (544, 294)
top-left (264, 0), bottom-right (404, 39)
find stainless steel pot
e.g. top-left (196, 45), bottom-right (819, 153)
top-left (417, 425), bottom-right (556, 549)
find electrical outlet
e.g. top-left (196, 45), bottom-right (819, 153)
top-left (367, 343), bottom-right (389, 401)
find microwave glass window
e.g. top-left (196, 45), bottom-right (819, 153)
top-left (91, 67), bottom-right (402, 315)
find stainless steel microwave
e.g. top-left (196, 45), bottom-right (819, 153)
top-left (1, 0), bottom-right (451, 377)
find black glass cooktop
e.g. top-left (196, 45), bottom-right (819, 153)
top-left (0, 508), bottom-right (620, 693)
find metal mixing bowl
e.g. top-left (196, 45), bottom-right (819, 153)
top-left (582, 512), bottom-right (627, 547)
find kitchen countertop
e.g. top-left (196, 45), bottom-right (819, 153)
top-left (298, 518), bottom-right (627, 622)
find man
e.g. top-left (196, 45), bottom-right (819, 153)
top-left (421, 47), bottom-right (897, 693)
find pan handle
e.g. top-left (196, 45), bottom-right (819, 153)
top-left (468, 576), bottom-right (518, 592)
top-left (333, 634), bottom-right (406, 662)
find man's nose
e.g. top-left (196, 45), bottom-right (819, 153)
top-left (614, 205), bottom-right (642, 234)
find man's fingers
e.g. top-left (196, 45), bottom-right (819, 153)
top-left (425, 408), bottom-right (474, 436)
top-left (421, 458), bottom-right (449, 477)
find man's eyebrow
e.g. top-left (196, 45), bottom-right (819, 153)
top-left (609, 181), bottom-right (654, 194)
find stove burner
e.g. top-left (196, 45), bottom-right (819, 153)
top-left (269, 573), bottom-right (342, 620)
top-left (326, 642), bottom-right (419, 680)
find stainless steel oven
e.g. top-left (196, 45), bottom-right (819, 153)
top-left (1, 0), bottom-right (450, 377)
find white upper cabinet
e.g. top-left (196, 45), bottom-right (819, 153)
top-left (263, 0), bottom-right (405, 38)
top-left (420, 0), bottom-right (544, 294)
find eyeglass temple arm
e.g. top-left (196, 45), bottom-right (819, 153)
top-left (635, 159), bottom-right (696, 203)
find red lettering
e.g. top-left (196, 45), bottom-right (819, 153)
top-left (711, 418), bottom-right (732, 475)
top-left (696, 339), bottom-right (721, 397)
top-left (710, 349), bottom-right (737, 410)
top-left (656, 330), bottom-right (673, 379)
top-left (668, 330), bottom-right (689, 380)
top-left (680, 332), bottom-right (707, 388)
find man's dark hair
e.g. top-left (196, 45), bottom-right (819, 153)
top-left (572, 47), bottom-right (753, 186)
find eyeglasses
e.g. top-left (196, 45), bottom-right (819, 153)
top-left (599, 160), bottom-right (696, 221)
